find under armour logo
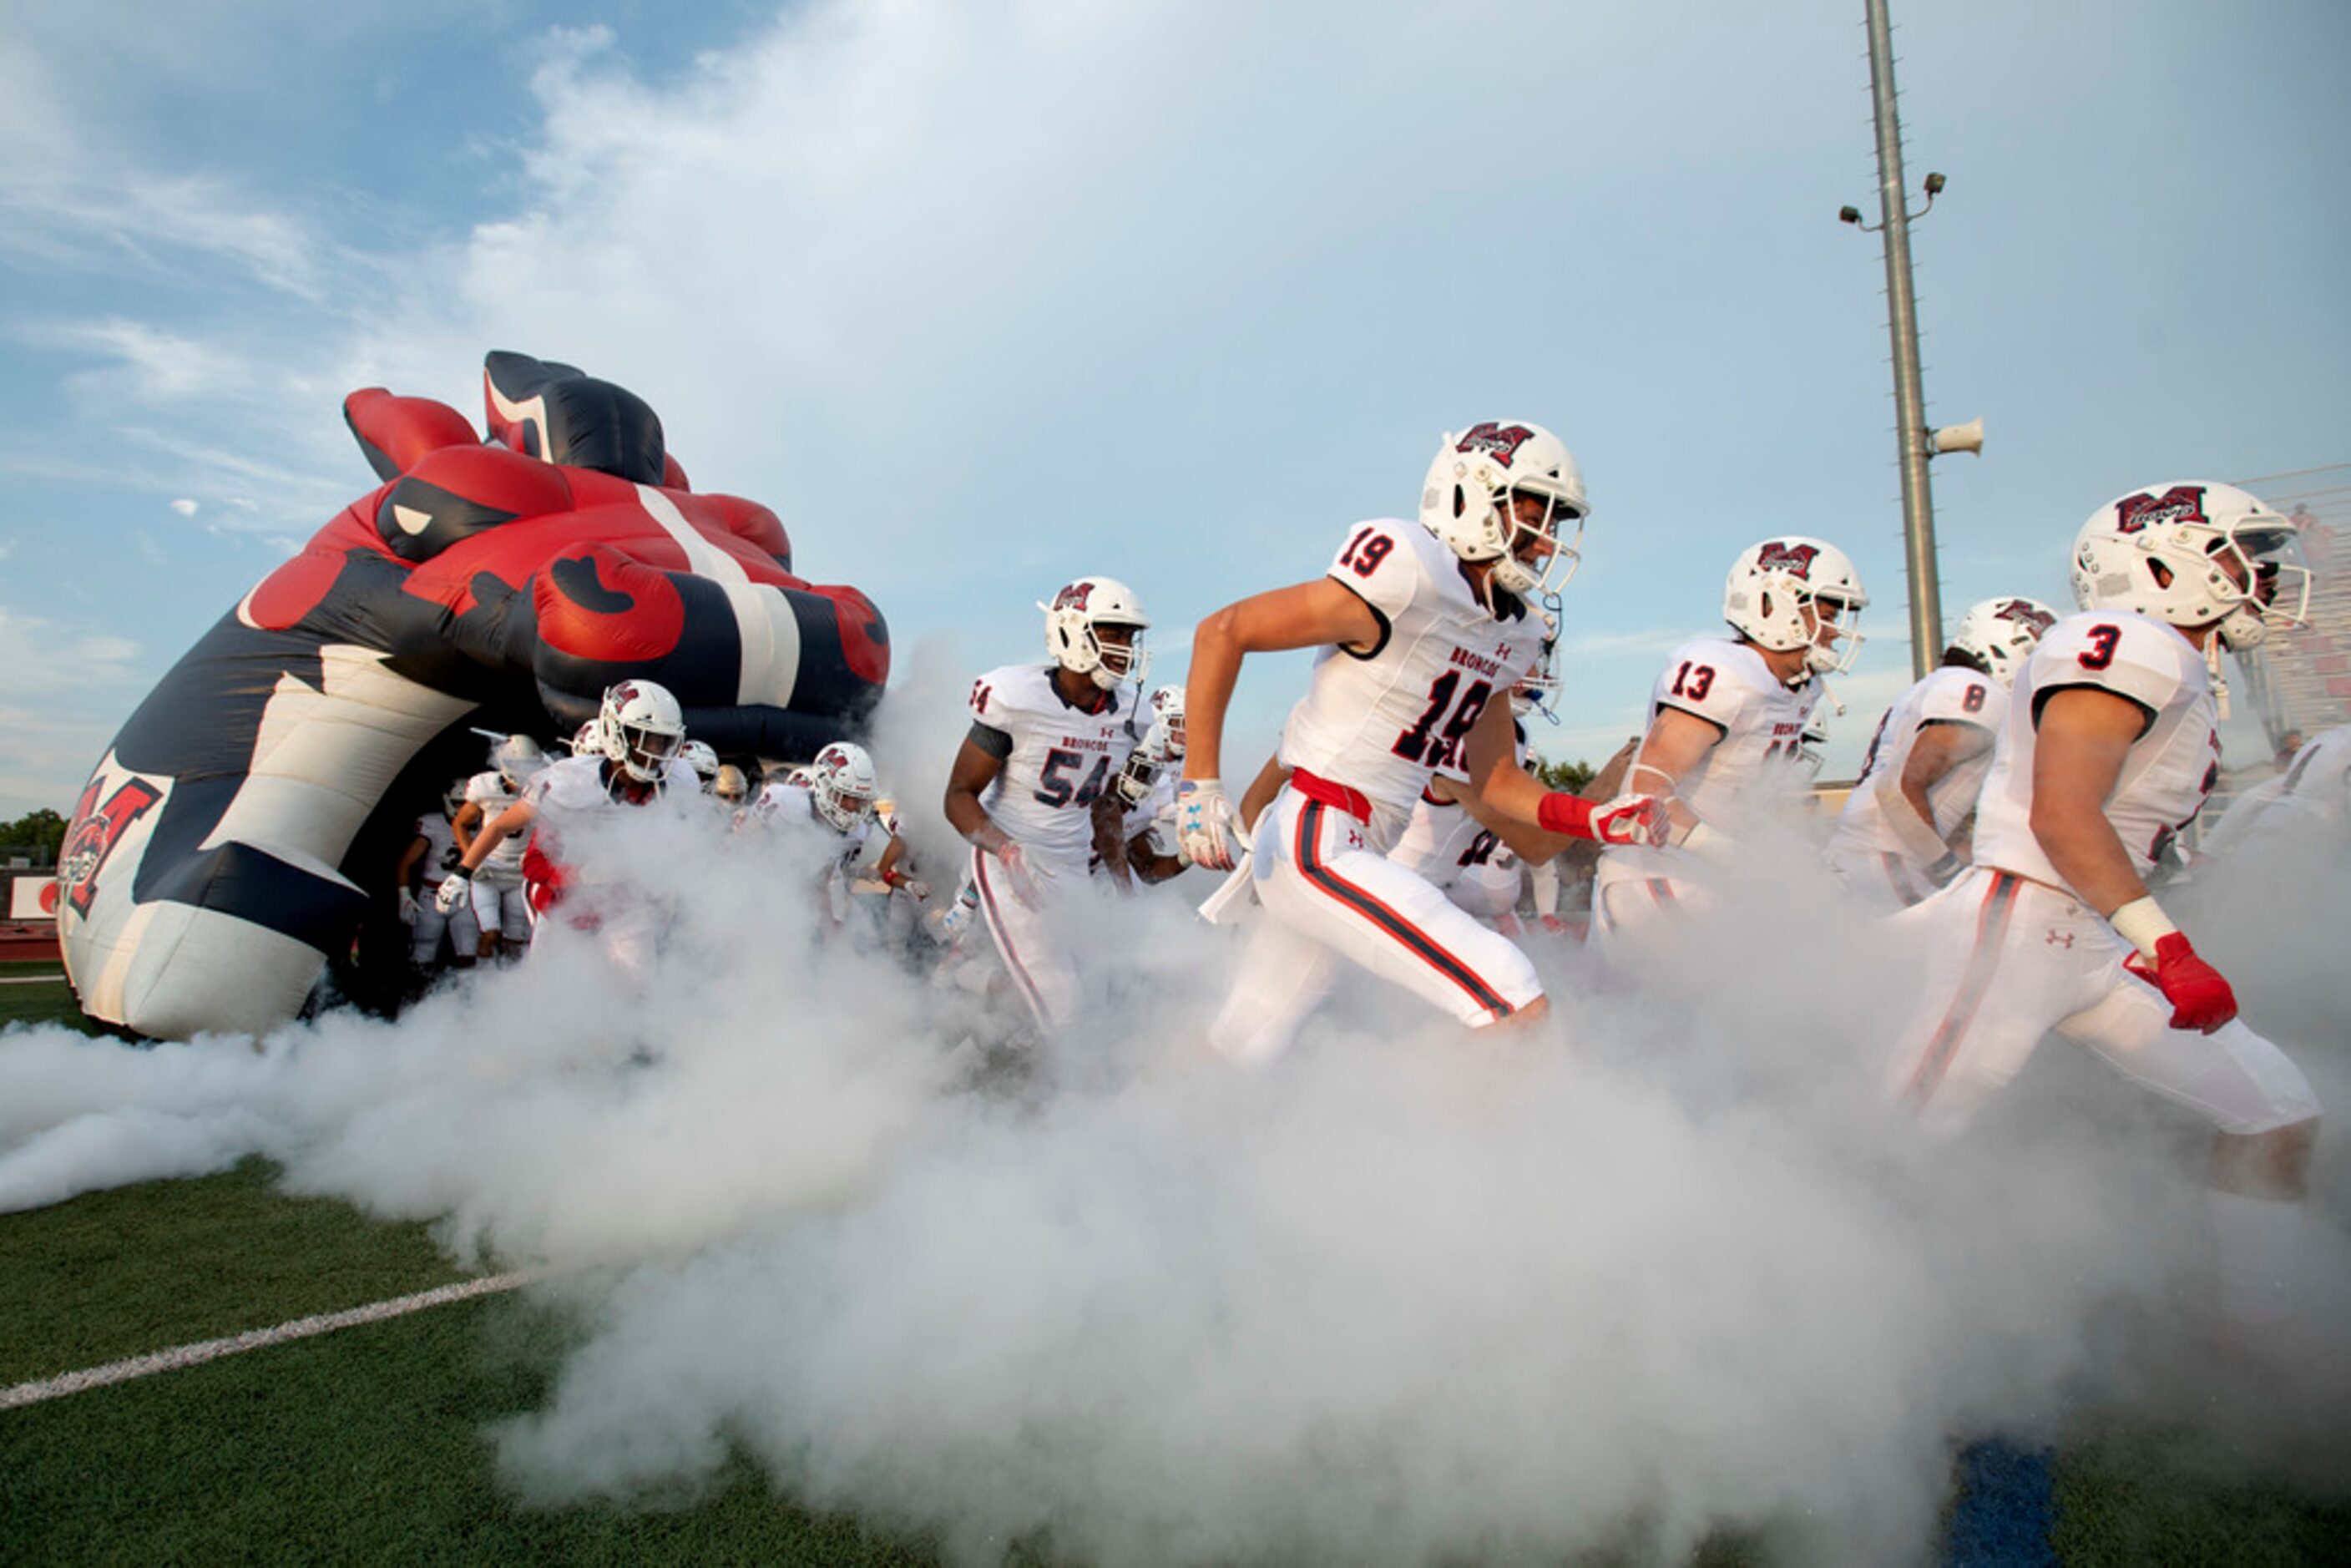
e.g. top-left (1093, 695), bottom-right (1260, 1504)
top-left (2044, 928), bottom-right (2074, 948)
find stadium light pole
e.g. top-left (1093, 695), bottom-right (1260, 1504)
top-left (1841, 0), bottom-right (1947, 680)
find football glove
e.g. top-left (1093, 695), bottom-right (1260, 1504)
top-left (397, 887), bottom-right (420, 926)
top-left (432, 869), bottom-right (471, 915)
top-left (2123, 932), bottom-right (2238, 1034)
top-left (1535, 791), bottom-right (1667, 847)
top-left (1176, 779), bottom-right (1237, 870)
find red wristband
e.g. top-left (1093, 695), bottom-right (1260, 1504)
top-left (1536, 792), bottom-right (1595, 839)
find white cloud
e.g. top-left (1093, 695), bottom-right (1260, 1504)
top-left (0, 607), bottom-right (151, 817)
top-left (169, 498), bottom-right (199, 516)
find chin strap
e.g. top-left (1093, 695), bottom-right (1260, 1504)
top-left (2206, 638), bottom-right (2232, 721)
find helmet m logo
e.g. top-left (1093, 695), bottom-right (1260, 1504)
top-left (1995, 599), bottom-right (2056, 635)
top-left (59, 776), bottom-right (164, 919)
top-left (1755, 540), bottom-right (1822, 579)
top-left (1455, 422), bottom-right (1536, 468)
top-left (2114, 485), bottom-right (2207, 534)
top-left (1053, 581), bottom-right (1095, 614)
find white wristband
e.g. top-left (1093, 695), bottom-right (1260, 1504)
top-left (1675, 820), bottom-right (1730, 858)
top-left (2108, 895), bottom-right (2178, 964)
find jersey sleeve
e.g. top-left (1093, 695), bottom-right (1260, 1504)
top-left (1917, 670), bottom-right (2000, 728)
top-left (463, 771), bottom-right (501, 805)
top-left (1651, 643), bottom-right (1753, 734)
top-left (2030, 617), bottom-right (2185, 717)
top-left (968, 665), bottom-right (1029, 730)
top-left (1323, 521), bottom-right (1420, 629)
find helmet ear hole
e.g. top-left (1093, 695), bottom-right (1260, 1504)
top-left (1452, 485), bottom-right (1468, 520)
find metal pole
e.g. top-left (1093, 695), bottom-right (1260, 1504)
top-left (1863, 0), bottom-right (1942, 677)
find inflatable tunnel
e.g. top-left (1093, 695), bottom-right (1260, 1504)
top-left (59, 351), bottom-right (889, 1039)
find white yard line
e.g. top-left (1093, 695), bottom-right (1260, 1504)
top-left (0, 1270), bottom-right (541, 1412)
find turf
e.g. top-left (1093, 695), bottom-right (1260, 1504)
top-left (0, 1290), bottom-right (933, 1565)
top-left (0, 1158), bottom-right (463, 1388)
top-left (2050, 1431), bottom-right (2351, 1566)
top-left (0, 964), bottom-right (95, 1035)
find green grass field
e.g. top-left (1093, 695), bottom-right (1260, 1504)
top-left (3, 969), bottom-right (2345, 1564)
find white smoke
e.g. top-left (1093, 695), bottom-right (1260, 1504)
top-left (3, 699), bottom-right (2348, 1562)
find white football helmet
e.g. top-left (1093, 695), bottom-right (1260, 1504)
top-left (598, 679), bottom-right (686, 783)
top-left (1041, 576), bottom-right (1151, 690)
top-left (808, 741), bottom-right (879, 832)
top-left (488, 734), bottom-right (547, 788)
top-left (2072, 483), bottom-right (2310, 648)
top-left (1147, 684), bottom-right (1186, 760)
top-left (442, 778), bottom-right (470, 818)
top-left (1723, 536), bottom-right (1868, 677)
top-left (1419, 421), bottom-right (1587, 604)
top-left (1949, 597), bottom-right (2058, 689)
top-left (678, 739), bottom-right (720, 789)
top-left (570, 718), bottom-right (604, 757)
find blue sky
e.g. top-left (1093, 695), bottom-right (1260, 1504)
top-left (3, 0), bottom-right (2346, 819)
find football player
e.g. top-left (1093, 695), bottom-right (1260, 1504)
top-left (1826, 597), bottom-right (2058, 906)
top-left (1180, 422), bottom-right (1664, 1066)
top-left (437, 680), bottom-right (695, 927)
top-left (943, 577), bottom-right (1150, 1030)
top-left (397, 780), bottom-right (481, 981)
top-left (1590, 535), bottom-right (1867, 968)
top-left (1886, 483), bottom-right (2320, 1333)
top-left (453, 734), bottom-right (549, 960)
top-left (1115, 685), bottom-right (1191, 886)
top-left (751, 741), bottom-right (919, 928)
top-left (678, 740), bottom-right (721, 794)
top-left (2197, 721), bottom-right (2351, 865)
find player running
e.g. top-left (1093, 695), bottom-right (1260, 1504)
top-left (943, 577), bottom-right (1150, 1031)
top-left (453, 734), bottom-right (549, 960)
top-left (1826, 597), bottom-right (2057, 907)
top-left (1180, 421), bottom-right (1663, 1066)
top-left (1590, 535), bottom-right (1867, 969)
top-left (437, 680), bottom-right (695, 933)
top-left (1887, 483), bottom-right (2319, 1335)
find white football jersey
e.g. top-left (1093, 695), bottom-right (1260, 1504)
top-left (968, 663), bottom-right (1140, 868)
top-left (463, 771), bottom-right (528, 875)
top-left (1388, 721), bottom-right (1530, 891)
top-left (1828, 665), bottom-right (2005, 869)
top-left (750, 780), bottom-right (874, 867)
top-left (1972, 612), bottom-right (2221, 893)
top-left (2198, 723), bottom-right (2351, 862)
top-left (1277, 518), bottom-right (1542, 842)
top-left (413, 812), bottom-right (461, 885)
top-left (1601, 635), bottom-right (1818, 882)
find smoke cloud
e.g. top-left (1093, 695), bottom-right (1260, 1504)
top-left (5, 695), bottom-right (2348, 1562)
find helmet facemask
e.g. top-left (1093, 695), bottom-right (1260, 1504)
top-left (1484, 483), bottom-right (1585, 604)
top-left (1801, 590), bottom-right (1866, 677)
top-left (1086, 623), bottom-right (1149, 691)
top-left (2214, 522), bottom-right (2312, 652)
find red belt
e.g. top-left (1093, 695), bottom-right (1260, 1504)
top-left (1291, 768), bottom-right (1372, 824)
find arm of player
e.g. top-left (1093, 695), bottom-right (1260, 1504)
top-left (2032, 686), bottom-right (2235, 1031)
top-left (1181, 579), bottom-right (1379, 867)
top-left (943, 736), bottom-right (1013, 854)
top-left (395, 835), bottom-right (426, 924)
top-left (1092, 788), bottom-right (1133, 889)
top-left (1459, 699), bottom-right (1666, 858)
top-left (452, 799), bottom-right (486, 857)
top-left (437, 797), bottom-right (535, 913)
top-left (1236, 754), bottom-right (1290, 838)
top-left (1883, 720), bottom-right (1993, 876)
top-left (1626, 705), bottom-right (1730, 851)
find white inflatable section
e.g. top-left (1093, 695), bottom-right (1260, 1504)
top-left (63, 647), bottom-right (475, 1040)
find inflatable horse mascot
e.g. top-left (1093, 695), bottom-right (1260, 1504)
top-left (58, 351), bottom-right (888, 1039)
